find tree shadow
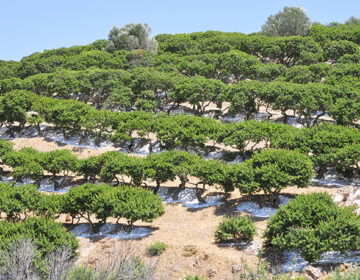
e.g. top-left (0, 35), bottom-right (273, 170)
top-left (64, 222), bottom-right (159, 242)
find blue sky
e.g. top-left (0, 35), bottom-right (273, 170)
top-left (1, 0), bottom-right (359, 61)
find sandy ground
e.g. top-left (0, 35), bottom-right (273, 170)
top-left (3, 135), bottom-right (345, 279)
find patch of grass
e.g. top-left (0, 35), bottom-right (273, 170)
top-left (184, 275), bottom-right (207, 280)
top-left (146, 241), bottom-right (167, 256)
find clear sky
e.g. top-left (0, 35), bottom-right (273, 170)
top-left (1, 0), bottom-right (359, 61)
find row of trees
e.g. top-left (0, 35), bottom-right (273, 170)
top-left (0, 139), bottom-right (335, 201)
top-left (2, 25), bottom-right (360, 81)
top-left (0, 90), bottom-right (359, 179)
top-left (4, 47), bottom-right (360, 90)
top-left (0, 49), bottom-right (340, 84)
top-left (1, 68), bottom-right (360, 125)
top-left (0, 182), bottom-right (164, 230)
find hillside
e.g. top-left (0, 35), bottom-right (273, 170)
top-left (0, 20), bottom-right (360, 280)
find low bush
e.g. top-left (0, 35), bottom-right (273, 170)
top-left (146, 241), bottom-right (167, 256)
top-left (0, 239), bottom-right (156, 280)
top-left (232, 149), bottom-right (314, 195)
top-left (214, 216), bottom-right (256, 243)
top-left (63, 184), bottom-right (164, 230)
top-left (0, 183), bottom-right (41, 220)
top-left (0, 217), bottom-right (79, 259)
top-left (264, 193), bottom-right (360, 262)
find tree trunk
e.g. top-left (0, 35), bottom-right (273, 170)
top-left (153, 181), bottom-right (160, 194)
top-left (172, 176), bottom-right (187, 201)
top-left (195, 187), bottom-right (206, 204)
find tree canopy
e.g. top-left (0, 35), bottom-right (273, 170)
top-left (261, 6), bottom-right (312, 37)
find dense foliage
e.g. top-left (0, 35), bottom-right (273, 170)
top-left (214, 216), bottom-right (256, 243)
top-left (0, 182), bottom-right (164, 231)
top-left (0, 217), bottom-right (79, 258)
top-left (264, 193), bottom-right (360, 262)
top-left (261, 6), bottom-right (312, 37)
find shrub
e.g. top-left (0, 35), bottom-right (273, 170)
top-left (67, 243), bottom-right (157, 280)
top-left (0, 217), bottom-right (79, 259)
top-left (0, 238), bottom-right (74, 280)
top-left (146, 241), bottom-right (167, 256)
top-left (35, 193), bottom-right (64, 218)
top-left (232, 149), bottom-right (313, 195)
top-left (214, 216), bottom-right (256, 243)
top-left (0, 239), bottom-right (156, 280)
top-left (264, 193), bottom-right (360, 262)
top-left (107, 186), bottom-right (165, 226)
top-left (0, 183), bottom-right (41, 220)
top-left (62, 183), bottom-right (108, 228)
top-left (232, 258), bottom-right (306, 279)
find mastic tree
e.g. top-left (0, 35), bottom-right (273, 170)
top-left (155, 114), bottom-right (221, 153)
top-left (308, 123), bottom-right (360, 177)
top-left (323, 40), bottom-right (360, 61)
top-left (40, 149), bottom-right (78, 182)
top-left (264, 193), bottom-right (360, 262)
top-left (62, 183), bottom-right (108, 230)
top-left (233, 149), bottom-right (313, 195)
top-left (225, 81), bottom-right (260, 120)
top-left (2, 148), bottom-right (44, 185)
top-left (0, 90), bottom-right (35, 130)
top-left (218, 50), bottom-right (260, 81)
top-left (0, 184), bottom-right (42, 221)
top-left (261, 6), bottom-right (312, 37)
top-left (334, 144), bottom-right (360, 177)
top-left (0, 217), bottom-right (79, 259)
top-left (99, 186), bottom-right (165, 227)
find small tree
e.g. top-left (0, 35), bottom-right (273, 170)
top-left (345, 16), bottom-right (360, 25)
top-left (105, 23), bottom-right (158, 53)
top-left (264, 193), bottom-right (360, 262)
top-left (233, 149), bottom-right (313, 195)
top-left (261, 6), bottom-right (311, 37)
top-left (40, 149), bottom-right (78, 184)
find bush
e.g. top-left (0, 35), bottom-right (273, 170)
top-left (232, 149), bottom-right (313, 195)
top-left (106, 186), bottom-right (165, 226)
top-left (62, 184), bottom-right (108, 229)
top-left (0, 239), bottom-right (156, 280)
top-left (214, 216), bottom-right (256, 243)
top-left (146, 241), bottom-right (167, 256)
top-left (264, 193), bottom-right (360, 262)
top-left (0, 217), bottom-right (79, 259)
top-left (0, 238), bottom-right (75, 280)
top-left (67, 243), bottom-right (157, 280)
top-left (232, 258), bottom-right (306, 279)
top-left (0, 183), bottom-right (42, 220)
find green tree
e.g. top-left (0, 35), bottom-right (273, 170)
top-left (261, 6), bottom-right (312, 36)
top-left (105, 23), bottom-right (158, 53)
top-left (264, 193), bottom-right (360, 262)
top-left (345, 16), bottom-right (360, 25)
